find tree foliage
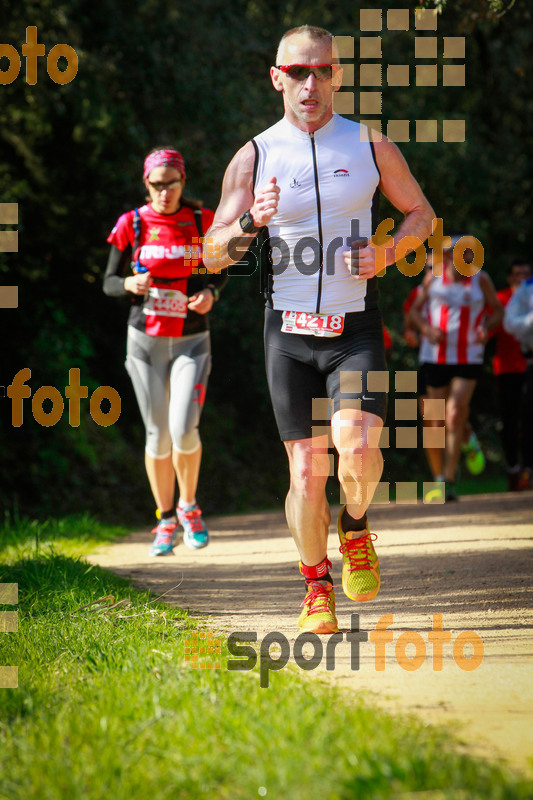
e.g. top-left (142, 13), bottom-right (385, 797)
top-left (1, 0), bottom-right (531, 520)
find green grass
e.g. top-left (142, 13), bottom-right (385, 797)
top-left (454, 474), bottom-right (508, 496)
top-left (0, 511), bottom-right (130, 563)
top-left (0, 522), bottom-right (532, 799)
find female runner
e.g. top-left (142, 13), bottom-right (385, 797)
top-left (104, 147), bottom-right (226, 554)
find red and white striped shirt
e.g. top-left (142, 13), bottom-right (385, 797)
top-left (419, 272), bottom-right (486, 365)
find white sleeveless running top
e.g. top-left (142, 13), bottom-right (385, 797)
top-left (419, 271), bottom-right (486, 365)
top-left (253, 115), bottom-right (380, 315)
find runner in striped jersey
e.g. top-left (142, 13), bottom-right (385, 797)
top-left (409, 237), bottom-right (503, 500)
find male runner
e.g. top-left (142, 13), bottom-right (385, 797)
top-left (491, 259), bottom-right (532, 490)
top-left (410, 237), bottom-right (503, 500)
top-left (402, 258), bottom-right (441, 488)
top-left (405, 255), bottom-right (486, 501)
top-left (503, 266), bottom-right (533, 490)
top-left (204, 25), bottom-right (434, 633)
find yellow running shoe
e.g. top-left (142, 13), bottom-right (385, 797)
top-left (462, 432), bottom-right (486, 476)
top-left (338, 508), bottom-right (380, 602)
top-left (297, 581), bottom-right (338, 634)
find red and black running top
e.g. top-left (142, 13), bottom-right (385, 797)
top-left (104, 203), bottom-right (226, 337)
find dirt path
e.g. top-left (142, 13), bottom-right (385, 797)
top-left (88, 491), bottom-right (533, 774)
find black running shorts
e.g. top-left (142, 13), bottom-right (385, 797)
top-left (425, 363), bottom-right (483, 388)
top-left (264, 307), bottom-right (388, 441)
top-left (418, 362), bottom-right (429, 397)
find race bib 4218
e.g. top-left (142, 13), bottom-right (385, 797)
top-left (281, 311), bottom-right (345, 337)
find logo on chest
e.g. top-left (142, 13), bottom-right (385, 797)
top-left (334, 169), bottom-right (350, 178)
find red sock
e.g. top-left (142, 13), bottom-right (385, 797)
top-left (299, 557), bottom-right (333, 584)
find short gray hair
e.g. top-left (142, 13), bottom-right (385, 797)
top-left (275, 25), bottom-right (336, 65)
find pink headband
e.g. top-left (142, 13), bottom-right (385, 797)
top-left (143, 149), bottom-right (186, 180)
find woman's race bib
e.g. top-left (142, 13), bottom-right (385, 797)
top-left (143, 287), bottom-right (188, 318)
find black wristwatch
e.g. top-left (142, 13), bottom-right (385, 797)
top-left (207, 284), bottom-right (219, 302)
top-left (239, 210), bottom-right (261, 234)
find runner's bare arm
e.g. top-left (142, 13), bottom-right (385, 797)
top-left (477, 272), bottom-right (504, 341)
top-left (344, 132), bottom-right (435, 278)
top-left (373, 135), bottom-right (435, 259)
top-left (203, 142), bottom-right (280, 272)
top-left (409, 280), bottom-right (430, 332)
top-left (409, 276), bottom-right (443, 344)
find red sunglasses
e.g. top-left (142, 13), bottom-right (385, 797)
top-left (276, 64), bottom-right (339, 81)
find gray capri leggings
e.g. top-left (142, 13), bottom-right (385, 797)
top-left (125, 326), bottom-right (211, 458)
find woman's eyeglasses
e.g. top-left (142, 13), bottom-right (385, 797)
top-left (276, 64), bottom-right (338, 81)
top-left (148, 179), bottom-right (182, 192)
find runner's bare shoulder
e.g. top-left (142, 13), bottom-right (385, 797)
top-left (211, 142), bottom-right (257, 228)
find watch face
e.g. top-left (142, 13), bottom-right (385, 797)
top-left (240, 211), bottom-right (256, 233)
